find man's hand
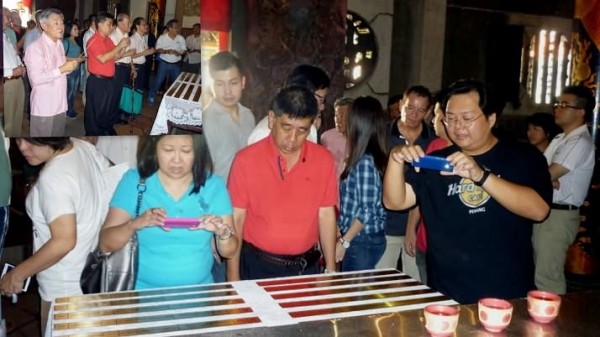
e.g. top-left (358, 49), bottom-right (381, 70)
top-left (117, 37), bottom-right (131, 49)
top-left (12, 65), bottom-right (26, 77)
top-left (131, 68), bottom-right (138, 80)
top-left (59, 60), bottom-right (79, 74)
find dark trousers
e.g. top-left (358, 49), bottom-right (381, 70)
top-left (240, 242), bottom-right (320, 280)
top-left (111, 65), bottom-right (131, 124)
top-left (84, 75), bottom-right (116, 136)
top-left (133, 64), bottom-right (146, 92)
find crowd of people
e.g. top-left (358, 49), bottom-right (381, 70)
top-left (2, 7), bottom-right (202, 137)
top-left (0, 48), bottom-right (596, 335)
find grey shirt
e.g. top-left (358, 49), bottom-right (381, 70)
top-left (203, 100), bottom-right (256, 182)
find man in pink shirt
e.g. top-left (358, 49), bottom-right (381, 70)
top-left (321, 97), bottom-right (352, 179)
top-left (24, 8), bottom-right (80, 136)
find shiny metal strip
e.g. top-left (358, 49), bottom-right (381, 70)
top-left (60, 316), bottom-right (262, 337)
top-left (288, 295), bottom-right (449, 318)
top-left (264, 274), bottom-right (411, 292)
top-left (53, 298), bottom-right (245, 320)
top-left (54, 307), bottom-right (253, 331)
top-left (55, 284), bottom-right (233, 304)
top-left (271, 281), bottom-right (422, 300)
top-left (54, 290), bottom-right (239, 312)
top-left (279, 288), bottom-right (436, 308)
top-left (257, 269), bottom-right (401, 287)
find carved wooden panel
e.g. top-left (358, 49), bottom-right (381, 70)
top-left (242, 0), bottom-right (347, 131)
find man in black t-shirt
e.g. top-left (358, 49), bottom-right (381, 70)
top-left (383, 79), bottom-right (552, 304)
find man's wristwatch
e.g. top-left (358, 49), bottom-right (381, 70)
top-left (218, 226), bottom-right (234, 241)
top-left (338, 236), bottom-right (351, 249)
top-left (474, 167), bottom-right (492, 187)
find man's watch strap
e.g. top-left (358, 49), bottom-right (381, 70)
top-left (475, 167), bottom-right (492, 187)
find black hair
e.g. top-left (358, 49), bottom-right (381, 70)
top-left (165, 19), bottom-right (179, 29)
top-left (208, 51), bottom-right (243, 76)
top-left (341, 96), bottom-right (388, 180)
top-left (96, 12), bottom-right (113, 26)
top-left (271, 86), bottom-right (318, 120)
top-left (130, 17), bottom-right (145, 35)
top-left (561, 85), bottom-right (595, 123)
top-left (19, 137), bottom-right (70, 151)
top-left (403, 85), bottom-right (433, 109)
top-left (64, 21), bottom-right (79, 39)
top-left (387, 94), bottom-right (402, 108)
top-left (443, 79), bottom-right (503, 117)
top-left (136, 135), bottom-right (213, 195)
top-left (284, 65), bottom-right (330, 91)
top-left (527, 112), bottom-right (561, 141)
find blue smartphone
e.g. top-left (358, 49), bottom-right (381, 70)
top-left (412, 155), bottom-right (454, 172)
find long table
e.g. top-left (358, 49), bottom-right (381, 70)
top-left (150, 72), bottom-right (202, 135)
top-left (48, 269), bottom-right (456, 336)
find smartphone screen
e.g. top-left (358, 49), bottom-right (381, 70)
top-left (163, 218), bottom-right (200, 228)
top-left (412, 155), bottom-right (454, 172)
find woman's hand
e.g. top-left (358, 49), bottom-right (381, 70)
top-left (335, 242), bottom-right (346, 262)
top-left (404, 230), bottom-right (417, 257)
top-left (195, 215), bottom-right (231, 238)
top-left (132, 207), bottom-right (167, 230)
top-left (0, 269), bottom-right (25, 296)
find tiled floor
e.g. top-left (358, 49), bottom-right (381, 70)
top-left (18, 88), bottom-right (165, 138)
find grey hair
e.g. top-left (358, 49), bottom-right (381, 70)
top-left (38, 8), bottom-right (63, 26)
top-left (334, 96), bottom-right (354, 109)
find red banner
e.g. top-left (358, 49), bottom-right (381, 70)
top-left (201, 0), bottom-right (231, 32)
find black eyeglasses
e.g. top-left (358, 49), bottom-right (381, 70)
top-left (553, 102), bottom-right (582, 110)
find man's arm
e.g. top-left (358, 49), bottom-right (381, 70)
top-left (226, 208), bottom-right (246, 281)
top-left (0, 214), bottom-right (77, 294)
top-left (382, 145), bottom-right (418, 211)
top-left (95, 38), bottom-right (130, 64)
top-left (318, 206), bottom-right (337, 272)
top-left (548, 163), bottom-right (570, 182)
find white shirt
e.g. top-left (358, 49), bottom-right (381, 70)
top-left (95, 136), bottom-right (139, 168)
top-left (26, 139), bottom-right (110, 301)
top-left (129, 32), bottom-right (147, 65)
top-left (3, 32), bottom-right (24, 77)
top-left (544, 124), bottom-right (595, 206)
top-left (247, 115), bottom-right (318, 145)
top-left (82, 27), bottom-right (96, 56)
top-left (156, 33), bottom-right (186, 63)
top-left (185, 34), bottom-right (201, 64)
top-left (110, 27), bottom-right (132, 64)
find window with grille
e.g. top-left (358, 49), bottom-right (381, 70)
top-left (521, 29), bottom-right (572, 104)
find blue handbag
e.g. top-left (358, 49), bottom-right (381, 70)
top-left (119, 82), bottom-right (143, 115)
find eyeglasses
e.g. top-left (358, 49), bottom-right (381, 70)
top-left (443, 113), bottom-right (485, 128)
top-left (553, 102), bottom-right (582, 110)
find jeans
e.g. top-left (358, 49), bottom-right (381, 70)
top-left (148, 59), bottom-right (181, 99)
top-left (342, 231), bottom-right (386, 272)
top-left (0, 206), bottom-right (9, 258)
top-left (66, 66), bottom-right (81, 117)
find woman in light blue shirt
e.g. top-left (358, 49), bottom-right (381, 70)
top-left (100, 135), bottom-right (238, 289)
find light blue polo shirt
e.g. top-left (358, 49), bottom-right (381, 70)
top-left (110, 169), bottom-right (232, 289)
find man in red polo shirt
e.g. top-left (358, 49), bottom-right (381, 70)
top-left (84, 12), bottom-right (130, 136)
top-left (227, 86), bottom-right (338, 280)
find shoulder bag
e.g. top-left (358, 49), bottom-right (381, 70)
top-left (80, 179), bottom-right (146, 294)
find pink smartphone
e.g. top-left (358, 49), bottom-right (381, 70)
top-left (163, 218), bottom-right (200, 228)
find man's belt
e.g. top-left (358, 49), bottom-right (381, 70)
top-left (116, 63), bottom-right (131, 67)
top-left (90, 73), bottom-right (114, 80)
top-left (160, 58), bottom-right (181, 64)
top-left (3, 75), bottom-right (23, 82)
top-left (551, 203), bottom-right (579, 211)
top-left (243, 241), bottom-right (321, 268)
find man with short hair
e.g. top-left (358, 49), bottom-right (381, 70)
top-left (321, 96), bottom-right (353, 179)
top-left (109, 13), bottom-right (137, 126)
top-left (148, 19), bottom-right (186, 106)
top-left (81, 14), bottom-right (97, 105)
top-left (183, 23), bottom-right (200, 74)
top-left (376, 85), bottom-right (435, 281)
top-left (533, 85), bottom-right (595, 294)
top-left (203, 51), bottom-right (255, 182)
top-left (384, 79), bottom-right (552, 303)
top-left (247, 64), bottom-right (330, 144)
top-left (24, 8), bottom-right (80, 136)
top-left (227, 86), bottom-right (338, 280)
top-left (129, 17), bottom-right (155, 91)
top-left (84, 12), bottom-right (130, 135)
top-left (3, 7), bottom-right (26, 136)
top-left (3, 7), bottom-right (17, 48)
top-left (203, 51), bottom-right (255, 282)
